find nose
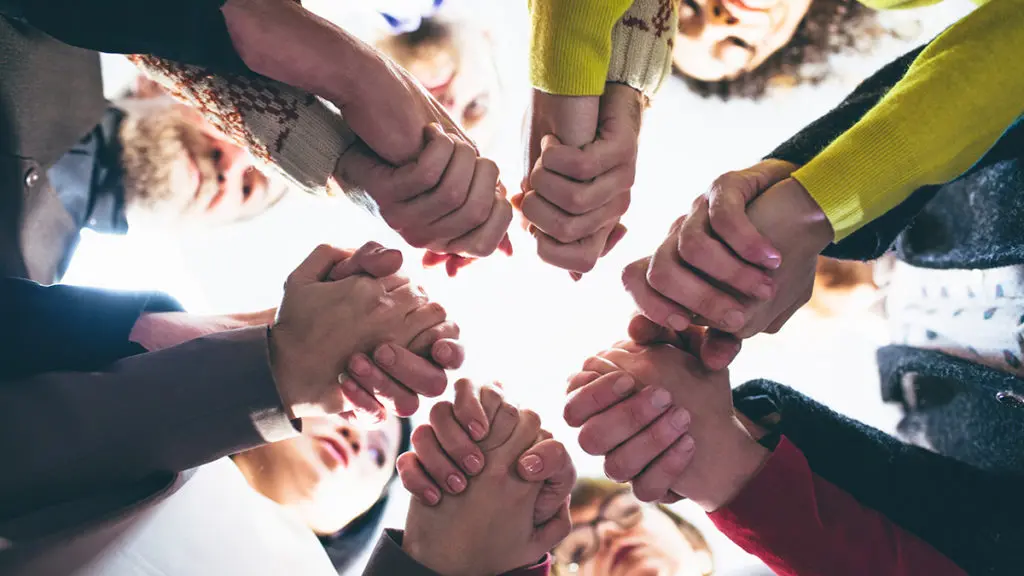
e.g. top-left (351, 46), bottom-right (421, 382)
top-left (337, 424), bottom-right (363, 456)
top-left (596, 519), bottom-right (628, 547)
top-left (707, 0), bottom-right (740, 25)
top-left (210, 138), bottom-right (268, 203)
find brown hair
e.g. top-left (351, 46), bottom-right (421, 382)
top-left (678, 0), bottom-right (884, 99)
top-left (553, 478), bottom-right (714, 575)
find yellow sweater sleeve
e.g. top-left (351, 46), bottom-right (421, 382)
top-left (528, 0), bottom-right (633, 95)
top-left (792, 0), bottom-right (1024, 240)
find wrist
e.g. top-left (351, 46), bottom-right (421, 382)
top-left (221, 0), bottom-right (366, 104)
top-left (781, 177), bottom-right (834, 251)
top-left (402, 527), bottom-right (475, 576)
top-left (694, 419), bottom-right (771, 512)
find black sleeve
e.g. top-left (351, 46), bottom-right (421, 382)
top-left (0, 0), bottom-right (247, 74)
top-left (734, 380), bottom-right (1022, 576)
top-left (765, 44), bottom-right (938, 262)
top-left (0, 277), bottom-right (182, 379)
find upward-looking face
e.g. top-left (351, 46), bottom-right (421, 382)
top-left (234, 415), bottom-right (403, 536)
top-left (556, 491), bottom-right (712, 576)
top-left (116, 92), bottom-right (288, 228)
top-left (673, 0), bottom-right (813, 81)
top-left (377, 19), bottom-right (501, 149)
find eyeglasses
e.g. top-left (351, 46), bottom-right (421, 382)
top-left (553, 491), bottom-right (645, 572)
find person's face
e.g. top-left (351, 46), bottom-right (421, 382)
top-left (672, 0), bottom-right (813, 81)
top-left (378, 21), bottom-right (501, 149)
top-left (116, 93), bottom-right (288, 229)
top-left (556, 492), bottom-right (709, 576)
top-left (237, 415), bottom-right (402, 535)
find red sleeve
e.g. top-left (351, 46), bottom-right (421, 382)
top-left (708, 436), bottom-right (966, 576)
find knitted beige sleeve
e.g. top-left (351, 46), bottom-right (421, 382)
top-left (127, 54), bottom-right (357, 199)
top-left (607, 0), bottom-right (679, 99)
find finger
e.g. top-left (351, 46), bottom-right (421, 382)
top-left (327, 241), bottom-right (403, 281)
top-left (444, 191), bottom-right (513, 257)
top-left (580, 355), bottom-right (621, 376)
top-left (530, 162), bottom-right (633, 217)
top-left (540, 127), bottom-right (635, 183)
top-left (418, 156), bottom-right (498, 250)
top-left (477, 399), bottom-right (521, 452)
top-left (406, 320), bottom-right (460, 358)
top-left (402, 302), bottom-right (449, 344)
top-left (498, 233), bottom-right (514, 256)
top-left (445, 254), bottom-right (476, 277)
top-left (349, 353), bottom-right (419, 417)
top-left (431, 338), bottom-right (465, 370)
top-left (372, 343), bottom-right (448, 398)
top-left (603, 406), bottom-right (690, 483)
top-left (621, 257), bottom-right (696, 332)
top-left (631, 434), bottom-right (697, 503)
top-left (600, 223), bottom-right (627, 258)
top-left (578, 385), bottom-right (676, 456)
top-left (648, 234), bottom-right (749, 333)
top-left (521, 188), bottom-right (630, 244)
top-left (493, 408), bottom-right (543, 462)
top-left (396, 452), bottom-right (442, 506)
top-left (659, 492), bottom-right (685, 504)
top-left (563, 371), bottom-right (638, 427)
top-left (678, 200), bottom-right (774, 300)
top-left (535, 224), bottom-right (610, 274)
top-left (410, 425), bottom-right (467, 495)
top-left (478, 382), bottom-right (506, 426)
top-left (764, 283), bottom-right (811, 335)
top-left (566, 370), bottom-right (601, 395)
top-left (534, 500), bottom-right (572, 550)
top-left (699, 328), bottom-right (743, 371)
top-left (286, 243), bottom-right (352, 286)
top-left (519, 439), bottom-right (577, 525)
top-left (422, 250), bottom-right (448, 268)
top-left (382, 124), bottom-right (456, 204)
top-left (707, 162), bottom-right (795, 268)
top-left (338, 372), bottom-right (386, 422)
top-left (626, 314), bottom-right (710, 356)
top-left (429, 401), bottom-right (485, 476)
top-left (453, 378), bottom-right (489, 441)
top-left (390, 141), bottom-right (476, 237)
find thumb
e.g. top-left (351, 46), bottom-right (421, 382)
top-left (533, 499), bottom-right (572, 551)
top-left (328, 241), bottom-right (404, 280)
top-left (517, 439), bottom-right (577, 525)
top-left (286, 244), bottom-right (353, 286)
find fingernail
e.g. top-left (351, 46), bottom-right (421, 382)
top-left (468, 421), bottom-right (486, 441)
top-left (424, 488), bottom-right (440, 505)
top-left (763, 254), bottom-right (781, 270)
top-left (681, 435), bottom-right (696, 451)
top-left (755, 283), bottom-right (773, 300)
top-left (520, 454), bottom-right (543, 475)
top-left (668, 314), bottom-right (690, 332)
top-left (447, 474), bottom-right (466, 493)
top-left (651, 388), bottom-right (672, 409)
top-left (349, 356), bottom-right (371, 377)
top-left (612, 375), bottom-right (634, 396)
top-left (723, 310), bottom-right (744, 331)
top-left (463, 455), bottom-right (483, 474)
top-left (341, 377), bottom-right (359, 393)
top-left (436, 343), bottom-right (452, 361)
top-left (375, 344), bottom-right (396, 367)
top-left (671, 409), bottom-right (691, 431)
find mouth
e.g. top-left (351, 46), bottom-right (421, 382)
top-left (316, 436), bottom-right (351, 469)
top-left (611, 543), bottom-right (642, 569)
top-left (724, 0), bottom-right (768, 12)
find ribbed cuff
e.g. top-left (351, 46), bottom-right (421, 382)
top-left (792, 117), bottom-right (919, 241)
top-left (607, 0), bottom-right (678, 98)
top-left (529, 0), bottom-right (633, 95)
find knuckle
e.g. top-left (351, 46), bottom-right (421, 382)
top-left (410, 425), bottom-right (436, 449)
top-left (645, 261), bottom-right (671, 293)
top-left (577, 429), bottom-right (603, 456)
top-left (566, 187), bottom-right (589, 215)
top-left (429, 401), bottom-right (453, 426)
top-left (632, 481), bottom-right (661, 503)
top-left (603, 456), bottom-right (626, 482)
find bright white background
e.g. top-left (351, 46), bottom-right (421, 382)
top-left (76, 1), bottom-right (972, 573)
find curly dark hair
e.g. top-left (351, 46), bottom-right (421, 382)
top-left (679, 0), bottom-right (884, 99)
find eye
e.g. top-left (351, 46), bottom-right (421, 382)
top-left (463, 94), bottom-right (490, 125)
top-left (369, 446), bottom-right (386, 468)
top-left (728, 36), bottom-right (752, 50)
top-left (681, 0), bottom-right (701, 17)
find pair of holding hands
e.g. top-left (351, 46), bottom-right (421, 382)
top-left (624, 160), bottom-right (836, 352)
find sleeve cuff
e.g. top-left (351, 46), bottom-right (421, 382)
top-left (792, 116), bottom-right (918, 241)
top-left (529, 0), bottom-right (633, 96)
top-left (607, 0), bottom-right (678, 98)
top-left (709, 435), bottom-right (803, 530)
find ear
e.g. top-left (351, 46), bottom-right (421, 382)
top-left (132, 75), bottom-right (167, 100)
